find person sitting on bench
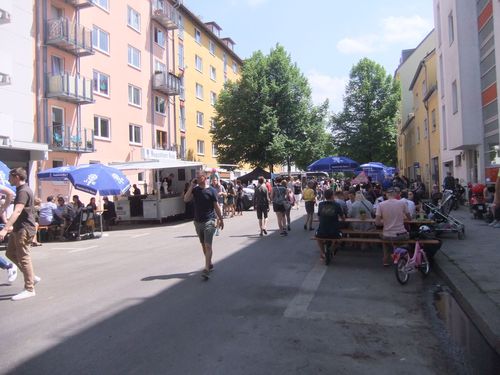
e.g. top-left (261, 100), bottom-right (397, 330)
top-left (315, 189), bottom-right (345, 260)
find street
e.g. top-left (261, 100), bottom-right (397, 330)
top-left (1, 208), bottom-right (466, 375)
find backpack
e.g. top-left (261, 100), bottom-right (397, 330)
top-left (273, 186), bottom-right (286, 205)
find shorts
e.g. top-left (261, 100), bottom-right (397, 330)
top-left (273, 203), bottom-right (285, 213)
top-left (305, 201), bottom-right (315, 214)
top-left (256, 206), bottom-right (269, 220)
top-left (194, 220), bottom-right (217, 246)
top-left (381, 232), bottom-right (409, 241)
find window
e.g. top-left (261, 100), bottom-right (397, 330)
top-left (155, 96), bottom-right (166, 114)
top-left (156, 130), bottom-right (167, 149)
top-left (129, 124), bottom-right (142, 145)
top-left (51, 55), bottom-right (63, 74)
top-left (178, 15), bottom-right (184, 39)
top-left (448, 11), bottom-right (454, 45)
top-left (196, 111), bottom-right (204, 127)
top-left (197, 140), bottom-right (205, 155)
top-left (212, 143), bottom-right (217, 157)
top-left (94, 0), bottom-right (108, 11)
top-left (232, 61), bottom-right (238, 74)
top-left (209, 40), bottom-right (216, 55)
top-left (53, 160), bottom-right (64, 168)
top-left (92, 26), bottom-right (109, 53)
top-left (210, 118), bottom-right (216, 129)
top-left (94, 115), bottom-right (110, 139)
top-left (195, 55), bottom-right (203, 72)
top-left (154, 27), bottom-right (165, 47)
top-left (194, 28), bottom-right (201, 44)
top-left (127, 6), bottom-right (140, 32)
top-left (128, 84), bottom-right (141, 107)
top-left (452, 80), bottom-right (458, 114)
top-left (195, 83), bottom-right (203, 99)
top-left (210, 91), bottom-right (217, 106)
top-left (93, 70), bottom-right (109, 96)
top-left (155, 60), bottom-right (166, 73)
top-left (223, 53), bottom-right (227, 72)
top-left (424, 118), bottom-right (428, 138)
top-left (431, 109), bottom-right (437, 131)
top-left (180, 137), bottom-right (186, 159)
top-left (179, 77), bottom-right (185, 100)
top-left (128, 45), bottom-right (141, 69)
top-left (178, 43), bottom-right (185, 69)
top-left (179, 107), bottom-right (186, 131)
top-left (210, 66), bottom-right (216, 81)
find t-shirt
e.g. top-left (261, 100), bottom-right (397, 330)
top-left (39, 201), bottom-right (57, 225)
top-left (253, 184), bottom-right (269, 207)
top-left (192, 186), bottom-right (217, 223)
top-left (376, 198), bottom-right (409, 237)
top-left (13, 183), bottom-right (36, 235)
top-left (316, 200), bottom-right (343, 237)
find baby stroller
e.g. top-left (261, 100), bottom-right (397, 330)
top-left (423, 189), bottom-right (466, 240)
top-left (64, 207), bottom-right (95, 240)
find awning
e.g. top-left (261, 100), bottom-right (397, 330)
top-left (109, 159), bottom-right (203, 170)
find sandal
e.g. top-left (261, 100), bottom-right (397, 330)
top-left (31, 242), bottom-right (42, 247)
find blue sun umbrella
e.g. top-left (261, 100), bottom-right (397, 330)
top-left (0, 161), bottom-right (16, 194)
top-left (307, 156), bottom-right (359, 172)
top-left (37, 165), bottom-right (77, 181)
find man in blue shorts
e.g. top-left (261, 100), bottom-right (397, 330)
top-left (184, 172), bottom-right (224, 279)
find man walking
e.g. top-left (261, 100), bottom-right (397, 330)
top-left (0, 185), bottom-right (18, 284)
top-left (0, 168), bottom-right (40, 300)
top-left (253, 176), bottom-right (270, 236)
top-left (184, 172), bottom-right (224, 280)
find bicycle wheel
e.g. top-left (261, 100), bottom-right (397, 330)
top-left (324, 242), bottom-right (332, 265)
top-left (395, 256), bottom-right (410, 284)
top-left (418, 251), bottom-right (430, 276)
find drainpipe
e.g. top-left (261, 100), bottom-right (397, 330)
top-left (76, 7), bottom-right (81, 154)
top-left (42, 0), bottom-right (49, 160)
top-left (423, 60), bottom-right (433, 195)
top-left (150, 1), bottom-right (156, 153)
top-left (172, 28), bottom-right (177, 156)
top-left (35, 0), bottom-right (42, 197)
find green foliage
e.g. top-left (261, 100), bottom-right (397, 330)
top-left (330, 58), bottom-right (400, 166)
top-left (212, 44), bottom-right (330, 171)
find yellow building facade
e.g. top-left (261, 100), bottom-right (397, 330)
top-left (177, 7), bottom-right (242, 168)
top-left (401, 49), bottom-right (441, 191)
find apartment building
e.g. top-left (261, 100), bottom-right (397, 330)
top-left (395, 30), bottom-right (436, 187)
top-left (0, 0), bottom-right (48, 185)
top-left (176, 5), bottom-right (242, 167)
top-left (434, 0), bottom-right (488, 183)
top-left (32, 0), bottom-right (241, 197)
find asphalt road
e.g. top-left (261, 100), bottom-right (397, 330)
top-left (0, 208), bottom-right (467, 374)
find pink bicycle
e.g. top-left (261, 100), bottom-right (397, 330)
top-left (392, 238), bottom-right (430, 285)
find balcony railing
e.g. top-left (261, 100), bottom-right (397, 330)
top-left (152, 0), bottom-right (180, 30)
top-left (48, 124), bottom-right (95, 153)
top-left (65, 0), bottom-right (95, 8)
top-left (46, 73), bottom-right (93, 104)
top-left (153, 71), bottom-right (180, 95)
top-left (46, 18), bottom-right (94, 56)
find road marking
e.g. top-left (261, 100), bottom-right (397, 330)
top-left (131, 233), bottom-right (150, 239)
top-left (284, 261), bottom-right (327, 319)
top-left (68, 245), bottom-right (99, 253)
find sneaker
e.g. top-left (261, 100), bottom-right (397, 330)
top-left (287, 225), bottom-right (291, 231)
top-left (201, 269), bottom-right (210, 280)
top-left (494, 223), bottom-right (500, 228)
top-left (7, 264), bottom-right (17, 284)
top-left (489, 220), bottom-right (499, 227)
top-left (280, 231), bottom-right (286, 236)
top-left (11, 289), bottom-right (36, 301)
top-left (34, 275), bottom-right (41, 285)
top-left (263, 229), bottom-right (267, 235)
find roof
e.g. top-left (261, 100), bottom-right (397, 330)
top-left (109, 159), bottom-right (203, 171)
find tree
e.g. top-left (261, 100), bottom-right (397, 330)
top-left (330, 58), bottom-right (400, 166)
top-left (212, 44), bottom-right (330, 172)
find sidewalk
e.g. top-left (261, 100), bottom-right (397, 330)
top-left (433, 205), bottom-right (500, 355)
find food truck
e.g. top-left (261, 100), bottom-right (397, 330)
top-left (111, 159), bottom-right (203, 222)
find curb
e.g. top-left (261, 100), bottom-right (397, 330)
top-left (433, 250), bottom-right (500, 356)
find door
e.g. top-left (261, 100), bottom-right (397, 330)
top-left (51, 107), bottom-right (64, 146)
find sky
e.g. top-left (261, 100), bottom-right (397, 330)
top-left (183, 0), bottom-right (434, 113)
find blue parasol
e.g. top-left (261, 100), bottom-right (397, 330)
top-left (307, 156), bottom-right (359, 172)
top-left (0, 161), bottom-right (16, 194)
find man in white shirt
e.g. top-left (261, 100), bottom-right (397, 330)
top-left (375, 187), bottom-right (411, 266)
top-left (39, 195), bottom-right (58, 225)
top-left (400, 191), bottom-right (416, 218)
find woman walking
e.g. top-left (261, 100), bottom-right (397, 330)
top-left (271, 177), bottom-right (288, 236)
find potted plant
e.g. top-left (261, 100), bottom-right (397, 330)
top-left (359, 208), bottom-right (367, 220)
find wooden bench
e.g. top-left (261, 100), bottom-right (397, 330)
top-left (312, 236), bottom-right (440, 246)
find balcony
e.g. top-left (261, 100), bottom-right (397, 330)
top-left (152, 0), bottom-right (180, 30)
top-left (65, 0), bottom-right (95, 8)
top-left (48, 124), bottom-right (95, 153)
top-left (46, 18), bottom-right (94, 56)
top-left (0, 72), bottom-right (11, 86)
top-left (153, 71), bottom-right (180, 95)
top-left (0, 8), bottom-right (11, 24)
top-left (46, 73), bottom-right (93, 104)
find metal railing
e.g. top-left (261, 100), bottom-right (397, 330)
top-left (46, 72), bottom-right (93, 104)
top-left (153, 71), bottom-right (181, 95)
top-left (152, 0), bottom-right (180, 30)
top-left (65, 0), bottom-right (95, 9)
top-left (47, 124), bottom-right (95, 153)
top-left (46, 18), bottom-right (93, 56)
